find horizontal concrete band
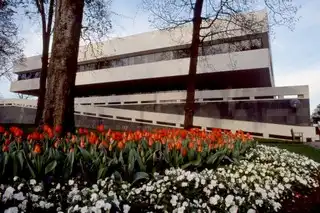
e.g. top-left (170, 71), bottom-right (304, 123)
top-left (10, 49), bottom-right (272, 92)
top-left (0, 96), bottom-right (316, 141)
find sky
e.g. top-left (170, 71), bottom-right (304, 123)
top-left (0, 0), bottom-right (319, 111)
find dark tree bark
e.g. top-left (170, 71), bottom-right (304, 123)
top-left (34, 0), bottom-right (55, 126)
top-left (183, 0), bottom-right (204, 129)
top-left (43, 0), bottom-right (84, 133)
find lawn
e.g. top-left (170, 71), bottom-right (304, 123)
top-left (255, 138), bottom-right (320, 163)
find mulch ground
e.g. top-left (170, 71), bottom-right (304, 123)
top-left (280, 187), bottom-right (320, 213)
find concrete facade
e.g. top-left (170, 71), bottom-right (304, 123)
top-left (109, 99), bottom-right (311, 126)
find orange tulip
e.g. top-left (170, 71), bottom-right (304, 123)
top-left (33, 144), bottom-right (41, 154)
top-left (117, 141), bottom-right (124, 150)
top-left (197, 145), bottom-right (203, 153)
top-left (148, 138), bottom-right (154, 147)
top-left (188, 142), bottom-right (195, 149)
top-left (181, 148), bottom-right (188, 157)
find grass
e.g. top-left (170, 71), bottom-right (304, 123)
top-left (256, 138), bottom-right (320, 163)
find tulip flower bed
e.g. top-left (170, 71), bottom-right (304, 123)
top-left (0, 125), bottom-right (319, 213)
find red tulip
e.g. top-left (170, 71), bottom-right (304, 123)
top-left (55, 125), bottom-right (62, 134)
top-left (2, 145), bottom-right (9, 152)
top-left (97, 124), bottom-right (104, 133)
top-left (0, 126), bottom-right (5, 133)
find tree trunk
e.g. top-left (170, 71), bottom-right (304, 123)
top-left (35, 37), bottom-right (49, 126)
top-left (184, 0), bottom-right (204, 129)
top-left (34, 0), bottom-right (54, 126)
top-left (43, 0), bottom-right (84, 134)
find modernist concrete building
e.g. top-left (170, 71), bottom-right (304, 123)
top-left (1, 10), bottom-right (316, 141)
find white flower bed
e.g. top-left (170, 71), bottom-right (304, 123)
top-left (0, 145), bottom-right (319, 213)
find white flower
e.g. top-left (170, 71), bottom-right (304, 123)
top-left (39, 200), bottom-right (45, 208)
top-left (255, 199), bottom-right (263, 207)
top-left (4, 207), bottom-right (18, 213)
top-left (3, 186), bottom-right (15, 201)
top-left (90, 193), bottom-right (98, 202)
top-left (17, 183), bottom-right (24, 191)
top-left (33, 185), bottom-right (42, 192)
top-left (100, 180), bottom-right (106, 187)
top-left (218, 183), bottom-right (225, 189)
top-left (247, 209), bottom-right (256, 213)
top-left (225, 195), bottom-right (234, 207)
top-left (123, 204), bottom-right (131, 213)
top-left (200, 179), bottom-right (206, 185)
top-left (30, 179), bottom-right (36, 185)
top-left (68, 179), bottom-right (74, 186)
top-left (209, 195), bottom-right (219, 205)
top-left (18, 200), bottom-right (28, 210)
top-left (13, 192), bottom-right (25, 201)
top-left (104, 203), bottom-right (111, 210)
top-left (181, 182), bottom-right (188, 187)
top-left (56, 183), bottom-right (61, 190)
top-left (229, 205), bottom-right (238, 213)
top-left (96, 200), bottom-right (105, 209)
top-left (13, 176), bottom-right (19, 182)
top-left (81, 206), bottom-right (89, 213)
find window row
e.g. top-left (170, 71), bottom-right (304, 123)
top-left (17, 38), bottom-right (263, 80)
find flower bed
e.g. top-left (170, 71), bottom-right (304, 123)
top-left (0, 125), bottom-right (253, 182)
top-left (0, 145), bottom-right (319, 212)
top-left (0, 125), bottom-right (319, 212)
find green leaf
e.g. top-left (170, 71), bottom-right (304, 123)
top-left (23, 152), bottom-right (36, 178)
top-left (17, 151), bottom-right (24, 168)
top-left (2, 153), bottom-right (9, 175)
top-left (181, 154), bottom-right (202, 169)
top-left (113, 171), bottom-right (123, 182)
top-left (128, 149), bottom-right (136, 174)
top-left (98, 167), bottom-right (107, 179)
top-left (45, 160), bottom-right (57, 175)
top-left (132, 172), bottom-right (149, 185)
top-left (79, 147), bottom-right (92, 161)
top-left (135, 151), bottom-right (146, 172)
top-left (12, 154), bottom-right (18, 176)
top-left (207, 150), bottom-right (225, 165)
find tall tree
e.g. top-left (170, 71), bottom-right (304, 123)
top-left (312, 104), bottom-right (320, 125)
top-left (42, 0), bottom-right (84, 133)
top-left (0, 0), bottom-right (23, 81)
top-left (27, 0), bottom-right (55, 126)
top-left (143, 0), bottom-right (298, 129)
top-left (22, 0), bottom-right (112, 126)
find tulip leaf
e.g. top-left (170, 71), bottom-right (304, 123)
top-left (132, 172), bottom-right (149, 185)
top-left (45, 160), bottom-right (57, 175)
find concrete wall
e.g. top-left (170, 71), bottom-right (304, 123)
top-left (0, 107), bottom-right (162, 131)
top-left (109, 99), bottom-right (311, 126)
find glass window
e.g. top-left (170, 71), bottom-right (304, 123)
top-left (174, 49), bottom-right (190, 59)
top-left (127, 56), bottom-right (135, 65)
top-left (250, 38), bottom-right (262, 49)
top-left (133, 55), bottom-right (143, 64)
top-left (241, 40), bottom-right (250, 50)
